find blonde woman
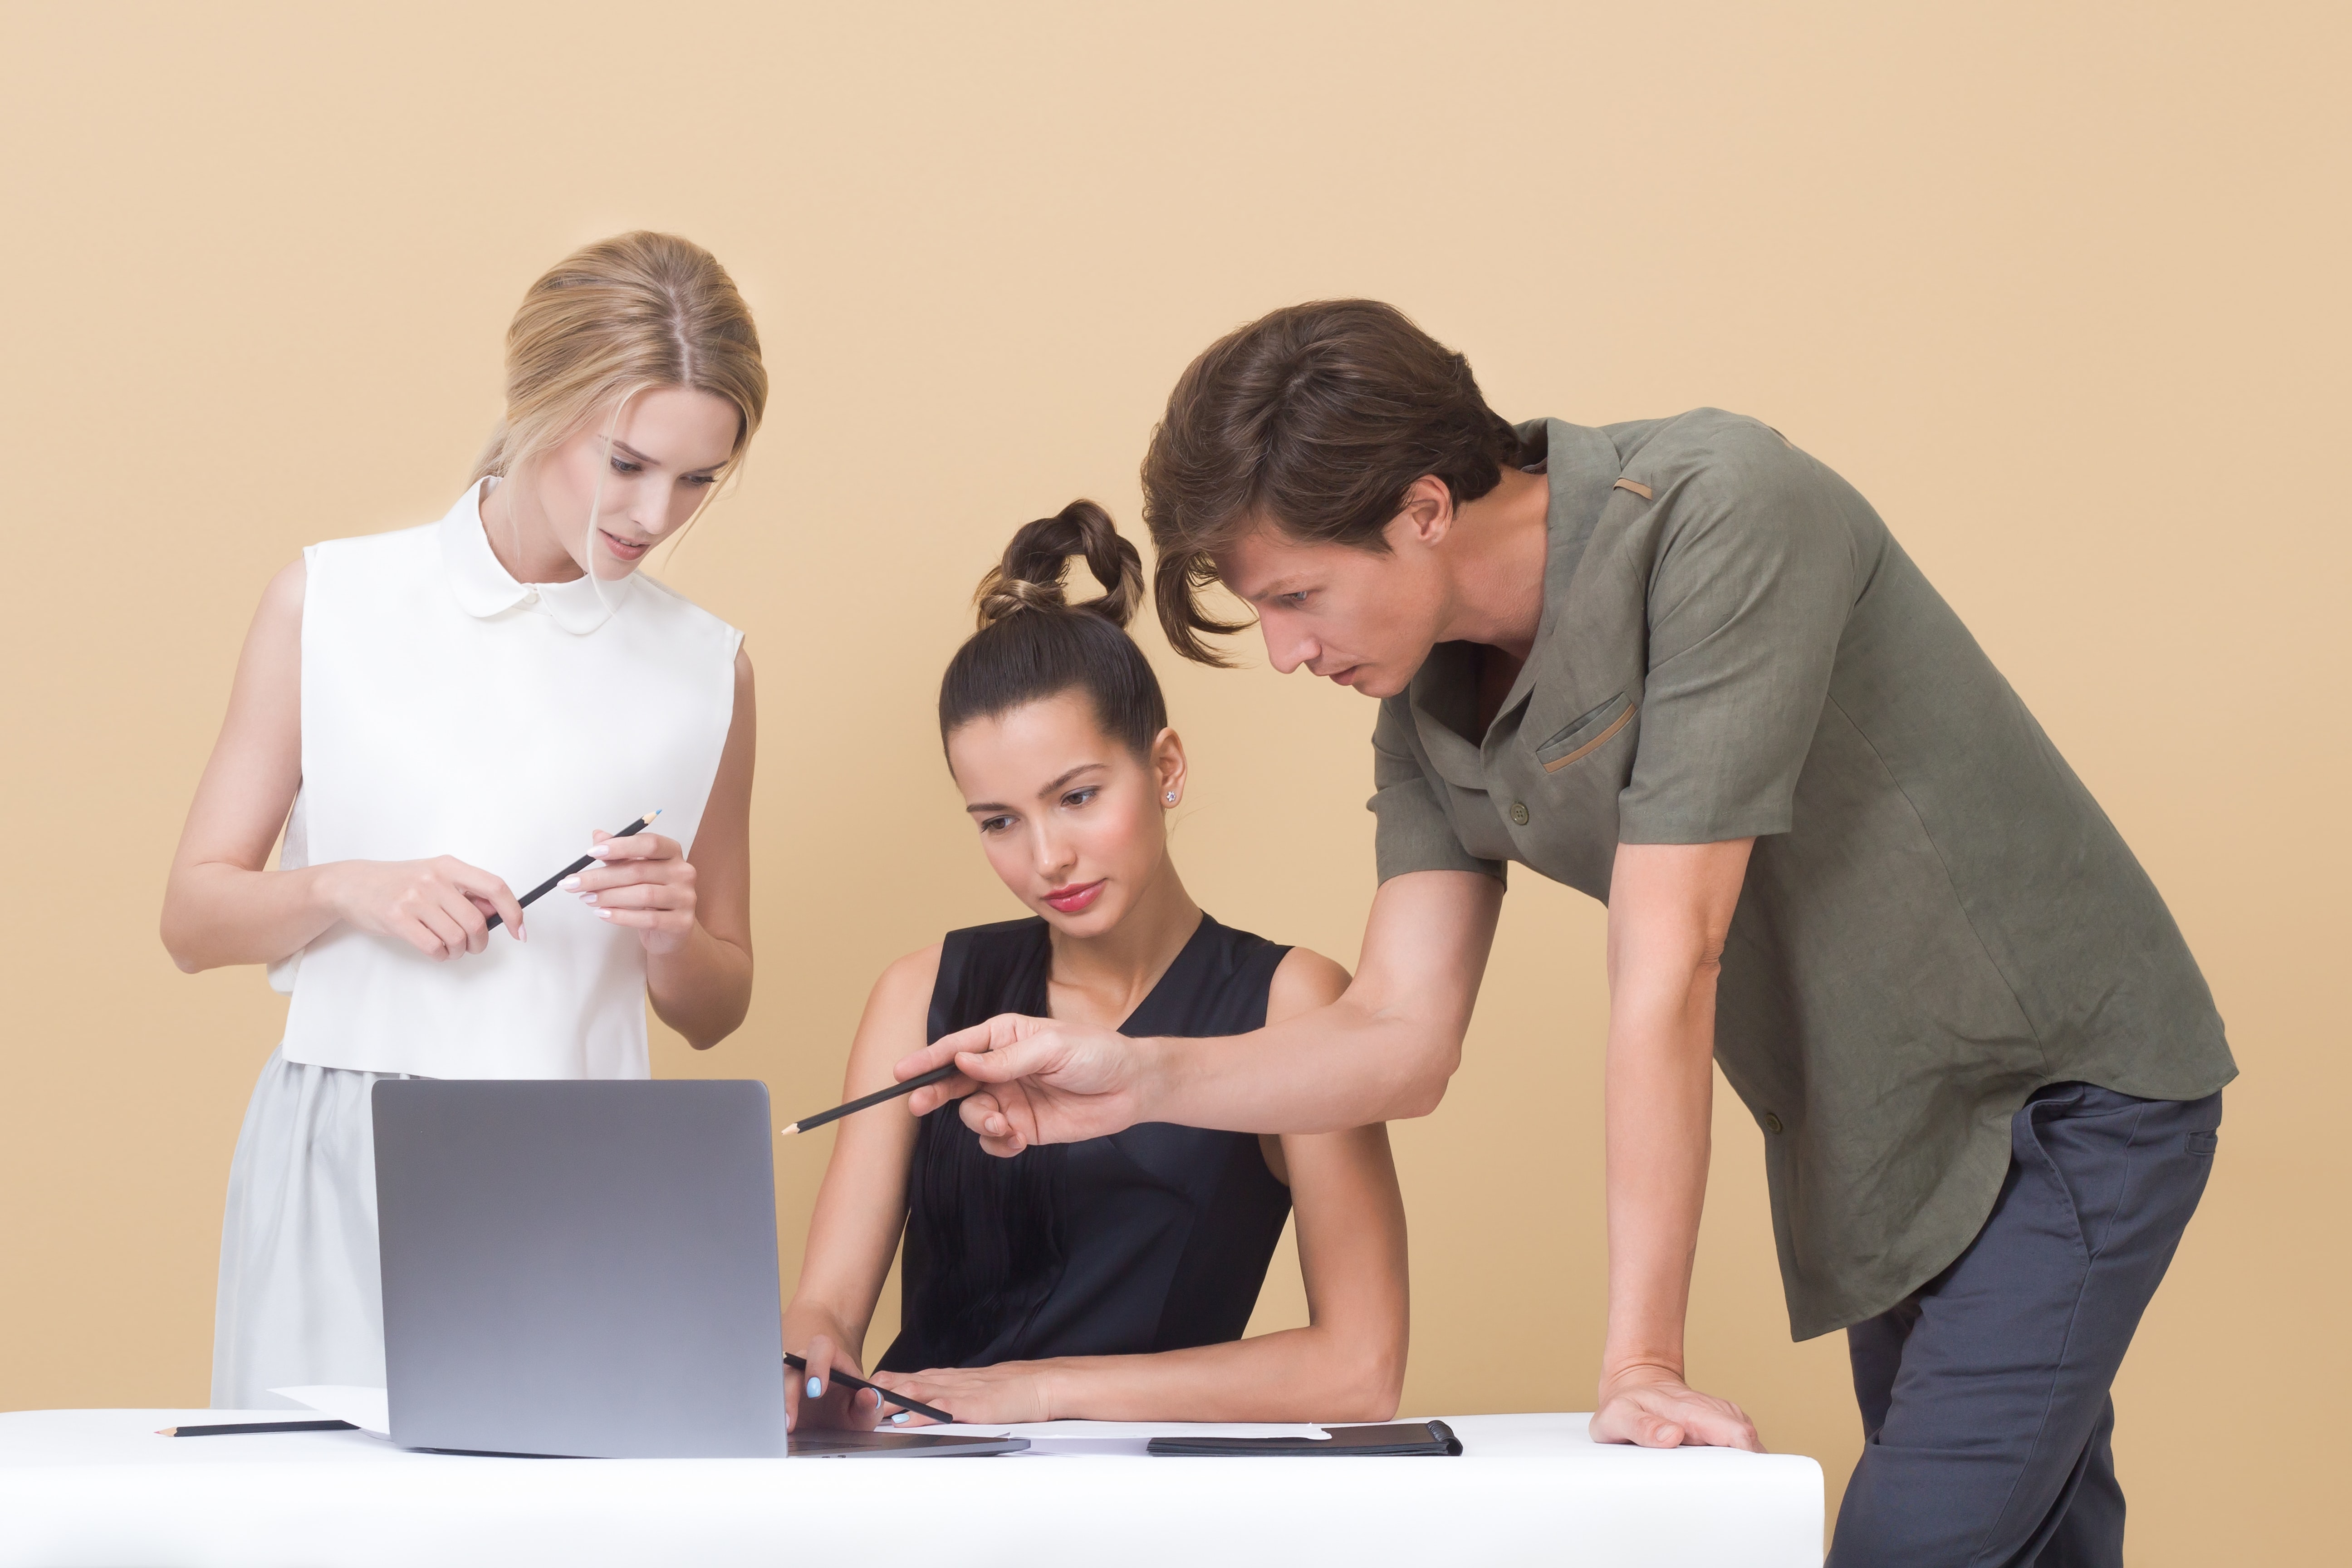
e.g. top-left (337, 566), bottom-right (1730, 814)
top-left (162, 233), bottom-right (765, 1407)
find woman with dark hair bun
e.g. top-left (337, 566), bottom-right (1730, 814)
top-left (782, 501), bottom-right (1410, 1430)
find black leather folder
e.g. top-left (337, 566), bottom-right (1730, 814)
top-left (1146, 1419), bottom-right (1462, 1457)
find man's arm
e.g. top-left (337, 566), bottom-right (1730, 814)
top-left (1588, 837), bottom-right (1763, 1450)
top-left (896, 869), bottom-right (1503, 1151)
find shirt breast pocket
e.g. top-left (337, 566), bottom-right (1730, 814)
top-left (1533, 692), bottom-right (1638, 774)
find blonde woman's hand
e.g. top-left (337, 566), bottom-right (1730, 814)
top-left (323, 857), bottom-right (527, 958)
top-left (864, 1361), bottom-right (1055, 1428)
top-left (562, 828), bottom-right (698, 954)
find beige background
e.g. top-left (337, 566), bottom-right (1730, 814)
top-left (3, 1), bottom-right (2344, 1558)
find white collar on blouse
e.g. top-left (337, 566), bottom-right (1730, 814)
top-left (439, 480), bottom-right (637, 635)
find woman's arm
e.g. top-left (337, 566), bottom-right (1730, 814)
top-left (782, 944), bottom-right (937, 1432)
top-left (161, 560), bottom-right (526, 971)
top-left (866, 947), bottom-right (1413, 1425)
top-left (581, 647), bottom-right (757, 1048)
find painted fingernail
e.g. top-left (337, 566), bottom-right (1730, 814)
top-left (890, 1411), bottom-right (910, 1425)
top-left (596, 909), bottom-right (614, 920)
top-left (578, 892), bottom-right (598, 904)
top-left (807, 1377), bottom-right (823, 1398)
top-left (559, 876), bottom-right (580, 890)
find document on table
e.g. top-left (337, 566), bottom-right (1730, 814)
top-left (272, 1386), bottom-right (390, 1437)
top-left (923, 1420), bottom-right (1331, 1456)
top-left (258, 1394), bottom-right (1332, 1457)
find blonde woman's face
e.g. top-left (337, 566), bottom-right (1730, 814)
top-left (533, 385), bottom-right (741, 579)
top-left (947, 691), bottom-right (1186, 938)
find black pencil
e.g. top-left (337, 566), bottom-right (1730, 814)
top-left (157, 1419), bottom-right (358, 1437)
top-left (784, 1353), bottom-right (956, 1424)
top-left (779, 1062), bottom-right (962, 1137)
top-left (486, 808), bottom-right (661, 931)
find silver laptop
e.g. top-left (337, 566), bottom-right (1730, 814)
top-left (372, 1079), bottom-right (1025, 1460)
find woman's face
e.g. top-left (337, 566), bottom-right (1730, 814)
top-left (528, 384), bottom-right (742, 580)
top-left (946, 691), bottom-right (1186, 938)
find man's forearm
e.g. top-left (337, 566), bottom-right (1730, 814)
top-left (1598, 979), bottom-right (1715, 1380)
top-left (1595, 841), bottom-right (1749, 1387)
top-left (1142, 868), bottom-right (1501, 1132)
top-left (1141, 998), bottom-right (1461, 1135)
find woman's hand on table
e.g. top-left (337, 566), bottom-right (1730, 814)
top-left (323, 857), bottom-right (526, 957)
top-left (864, 1361), bottom-right (1053, 1427)
top-left (563, 828), bottom-right (698, 955)
top-left (786, 1330), bottom-right (886, 1434)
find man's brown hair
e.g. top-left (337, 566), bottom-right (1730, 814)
top-left (1139, 299), bottom-right (1524, 665)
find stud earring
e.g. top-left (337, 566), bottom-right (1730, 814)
top-left (1165, 792), bottom-right (1177, 803)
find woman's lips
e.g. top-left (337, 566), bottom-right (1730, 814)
top-left (601, 529), bottom-right (651, 561)
top-left (1043, 880), bottom-right (1105, 914)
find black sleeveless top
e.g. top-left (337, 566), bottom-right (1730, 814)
top-left (877, 914), bottom-right (1294, 1372)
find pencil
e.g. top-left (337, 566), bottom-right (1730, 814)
top-left (779, 1062), bottom-right (962, 1137)
top-left (157, 1419), bottom-right (358, 1437)
top-left (486, 808), bottom-right (662, 931)
top-left (784, 1353), bottom-right (956, 1424)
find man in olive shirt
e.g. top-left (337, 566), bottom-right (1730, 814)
top-left (905, 301), bottom-right (2234, 1565)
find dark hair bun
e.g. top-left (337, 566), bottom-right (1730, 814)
top-left (974, 500), bottom-right (1143, 631)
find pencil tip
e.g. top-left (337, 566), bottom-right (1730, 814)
top-left (157, 1427), bottom-right (175, 1436)
top-left (779, 1125), bottom-right (799, 1137)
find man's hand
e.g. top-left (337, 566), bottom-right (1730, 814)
top-left (1590, 1364), bottom-right (1763, 1451)
top-left (893, 1014), bottom-right (1156, 1156)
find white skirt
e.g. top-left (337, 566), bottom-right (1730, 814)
top-left (210, 1047), bottom-right (414, 1408)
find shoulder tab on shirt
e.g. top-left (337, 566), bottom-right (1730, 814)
top-left (1612, 477), bottom-right (1653, 500)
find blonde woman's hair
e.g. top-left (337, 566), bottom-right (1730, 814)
top-left (473, 231), bottom-right (767, 501)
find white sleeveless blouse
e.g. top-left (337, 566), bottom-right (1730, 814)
top-left (272, 484), bottom-right (742, 1078)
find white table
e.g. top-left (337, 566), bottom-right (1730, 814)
top-left (0, 1409), bottom-right (1823, 1567)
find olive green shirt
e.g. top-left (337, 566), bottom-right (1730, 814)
top-left (1371, 411), bottom-right (2236, 1339)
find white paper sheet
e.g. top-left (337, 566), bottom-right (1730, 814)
top-left (922, 1421), bottom-right (1328, 1441)
top-left (919, 1420), bottom-right (1332, 1458)
top-left (270, 1385), bottom-right (390, 1437)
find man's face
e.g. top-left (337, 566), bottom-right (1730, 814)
top-left (1213, 514), bottom-right (1451, 700)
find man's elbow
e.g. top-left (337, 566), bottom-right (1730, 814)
top-left (1388, 1042), bottom-right (1461, 1120)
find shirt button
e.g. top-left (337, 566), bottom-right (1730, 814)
top-left (1509, 801), bottom-right (1530, 826)
top-left (522, 588), bottom-right (540, 604)
top-left (1764, 1112), bottom-right (1785, 1134)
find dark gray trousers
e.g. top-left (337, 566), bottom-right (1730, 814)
top-left (1827, 1082), bottom-right (2222, 1568)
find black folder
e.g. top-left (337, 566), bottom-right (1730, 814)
top-left (1147, 1419), bottom-right (1462, 1457)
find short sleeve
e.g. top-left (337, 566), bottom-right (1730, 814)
top-left (1367, 698), bottom-right (1507, 883)
top-left (1617, 441), bottom-right (1858, 844)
